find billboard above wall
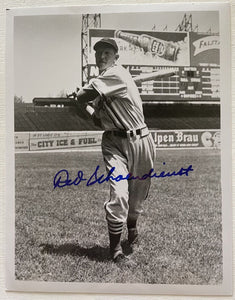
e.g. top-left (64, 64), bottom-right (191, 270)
top-left (189, 32), bottom-right (219, 66)
top-left (89, 29), bottom-right (220, 67)
top-left (88, 29), bottom-right (190, 67)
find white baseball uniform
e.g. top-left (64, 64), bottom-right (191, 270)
top-left (88, 64), bottom-right (156, 236)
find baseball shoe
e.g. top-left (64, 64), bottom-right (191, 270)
top-left (113, 251), bottom-right (126, 262)
top-left (128, 228), bottom-right (139, 245)
top-left (112, 249), bottom-right (124, 262)
top-left (113, 251), bottom-right (137, 267)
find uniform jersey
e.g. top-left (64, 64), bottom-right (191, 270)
top-left (89, 64), bottom-right (146, 131)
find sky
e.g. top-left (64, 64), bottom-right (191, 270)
top-left (14, 10), bottom-right (219, 103)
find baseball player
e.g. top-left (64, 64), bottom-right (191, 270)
top-left (75, 38), bottom-right (155, 263)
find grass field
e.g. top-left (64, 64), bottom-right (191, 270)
top-left (15, 149), bottom-right (222, 284)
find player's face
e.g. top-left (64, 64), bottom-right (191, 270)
top-left (95, 46), bottom-right (118, 72)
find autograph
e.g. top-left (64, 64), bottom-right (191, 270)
top-left (53, 163), bottom-right (194, 189)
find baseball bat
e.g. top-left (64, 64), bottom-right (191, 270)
top-left (133, 69), bottom-right (177, 83)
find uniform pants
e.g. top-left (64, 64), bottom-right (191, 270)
top-left (102, 131), bottom-right (156, 235)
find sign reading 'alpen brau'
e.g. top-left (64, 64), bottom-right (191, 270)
top-left (151, 130), bottom-right (220, 149)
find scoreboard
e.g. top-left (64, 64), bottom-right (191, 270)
top-left (88, 64), bottom-right (219, 102)
top-left (131, 65), bottom-right (219, 101)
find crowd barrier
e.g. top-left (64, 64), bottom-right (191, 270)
top-left (15, 129), bottom-right (220, 152)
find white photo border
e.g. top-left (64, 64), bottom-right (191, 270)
top-left (6, 2), bottom-right (232, 295)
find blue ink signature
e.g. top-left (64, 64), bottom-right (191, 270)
top-left (53, 163), bottom-right (194, 189)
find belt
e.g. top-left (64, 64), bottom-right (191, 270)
top-left (106, 127), bottom-right (149, 139)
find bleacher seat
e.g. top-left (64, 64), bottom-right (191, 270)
top-left (15, 107), bottom-right (99, 131)
top-left (14, 103), bottom-right (220, 132)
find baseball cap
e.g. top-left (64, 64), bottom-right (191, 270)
top-left (93, 38), bottom-right (118, 52)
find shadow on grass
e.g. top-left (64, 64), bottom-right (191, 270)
top-left (39, 243), bottom-right (110, 262)
top-left (39, 240), bottom-right (133, 263)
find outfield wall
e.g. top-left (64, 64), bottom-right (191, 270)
top-left (15, 130), bottom-right (220, 152)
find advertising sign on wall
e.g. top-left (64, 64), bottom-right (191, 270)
top-left (15, 130), bottom-right (221, 152)
top-left (189, 32), bottom-right (220, 66)
top-left (15, 132), bottom-right (30, 152)
top-left (29, 131), bottom-right (102, 151)
top-left (89, 29), bottom-right (190, 67)
top-left (151, 129), bottom-right (220, 149)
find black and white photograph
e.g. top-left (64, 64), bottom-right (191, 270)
top-left (5, 2), bottom-right (232, 296)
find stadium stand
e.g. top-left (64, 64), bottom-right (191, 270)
top-left (143, 103), bottom-right (220, 130)
top-left (15, 101), bottom-right (99, 131)
top-left (14, 100), bottom-right (220, 132)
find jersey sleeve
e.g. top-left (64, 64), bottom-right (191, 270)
top-left (89, 67), bottom-right (127, 98)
